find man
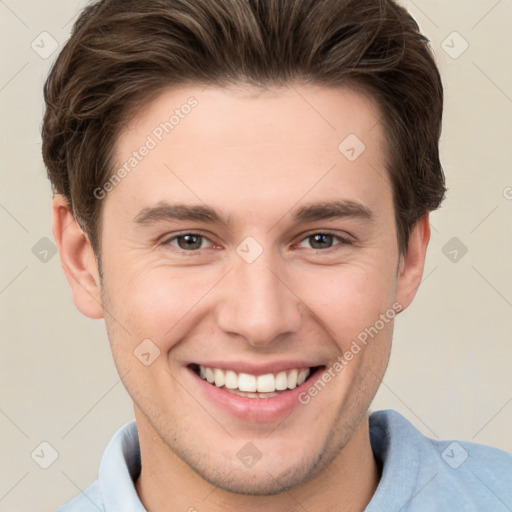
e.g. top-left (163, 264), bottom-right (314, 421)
top-left (42, 0), bottom-right (511, 510)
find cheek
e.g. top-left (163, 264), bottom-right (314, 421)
top-left (292, 259), bottom-right (398, 344)
top-left (104, 261), bottom-right (221, 344)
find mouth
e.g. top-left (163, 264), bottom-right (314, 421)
top-left (188, 363), bottom-right (324, 399)
top-left (186, 361), bottom-right (327, 422)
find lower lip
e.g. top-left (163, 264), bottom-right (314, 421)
top-left (187, 367), bottom-right (324, 423)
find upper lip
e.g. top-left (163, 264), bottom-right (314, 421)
top-left (188, 360), bottom-right (323, 376)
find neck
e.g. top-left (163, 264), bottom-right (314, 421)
top-left (135, 410), bottom-right (380, 512)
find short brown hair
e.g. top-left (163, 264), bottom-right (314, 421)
top-left (42, 0), bottom-right (445, 256)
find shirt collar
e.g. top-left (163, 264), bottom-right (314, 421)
top-left (99, 421), bottom-right (146, 511)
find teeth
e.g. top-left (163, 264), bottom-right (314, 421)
top-left (228, 389), bottom-right (281, 399)
top-left (287, 369), bottom-right (298, 389)
top-left (214, 368), bottom-right (225, 387)
top-left (196, 365), bottom-right (311, 393)
top-left (256, 373), bottom-right (275, 393)
top-left (297, 369), bottom-right (309, 386)
top-left (225, 370), bottom-right (238, 389)
top-left (238, 373), bottom-right (257, 392)
top-left (205, 367), bottom-right (215, 384)
top-left (275, 371), bottom-right (288, 390)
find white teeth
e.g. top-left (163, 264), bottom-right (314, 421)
top-left (196, 365), bottom-right (311, 394)
top-left (214, 368), bottom-right (225, 387)
top-left (297, 368), bottom-right (309, 386)
top-left (287, 369), bottom-right (298, 389)
top-left (256, 373), bottom-right (275, 393)
top-left (229, 389), bottom-right (280, 399)
top-left (205, 367), bottom-right (215, 384)
top-left (224, 370), bottom-right (238, 390)
top-left (238, 373), bottom-right (257, 392)
top-left (275, 371), bottom-right (288, 391)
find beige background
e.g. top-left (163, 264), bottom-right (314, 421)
top-left (0, 0), bottom-right (511, 510)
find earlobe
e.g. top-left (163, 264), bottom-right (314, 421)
top-left (52, 194), bottom-right (104, 319)
top-left (395, 214), bottom-right (431, 312)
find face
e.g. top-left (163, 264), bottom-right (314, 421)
top-left (92, 84), bottom-right (419, 494)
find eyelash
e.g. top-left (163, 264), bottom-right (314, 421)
top-left (297, 231), bottom-right (351, 250)
top-left (163, 231), bottom-right (216, 252)
top-left (162, 231), bottom-right (352, 253)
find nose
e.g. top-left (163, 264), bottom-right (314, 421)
top-left (216, 252), bottom-right (302, 347)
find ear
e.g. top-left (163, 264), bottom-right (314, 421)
top-left (52, 194), bottom-right (104, 319)
top-left (395, 214), bottom-right (431, 312)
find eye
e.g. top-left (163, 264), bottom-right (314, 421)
top-left (298, 232), bottom-right (346, 250)
top-left (166, 233), bottom-right (213, 251)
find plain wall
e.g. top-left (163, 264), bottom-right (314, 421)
top-left (0, 0), bottom-right (511, 510)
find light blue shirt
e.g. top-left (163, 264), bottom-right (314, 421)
top-left (57, 410), bottom-right (512, 511)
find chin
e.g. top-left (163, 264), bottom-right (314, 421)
top-left (165, 428), bottom-right (343, 497)
top-left (190, 455), bottom-right (324, 496)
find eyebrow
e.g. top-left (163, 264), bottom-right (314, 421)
top-left (132, 200), bottom-right (374, 227)
top-left (133, 203), bottom-right (225, 225)
top-left (292, 200), bottom-right (374, 224)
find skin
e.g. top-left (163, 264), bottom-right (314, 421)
top-left (52, 84), bottom-right (430, 511)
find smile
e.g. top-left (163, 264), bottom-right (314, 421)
top-left (186, 362), bottom-right (326, 421)
top-left (195, 364), bottom-right (314, 397)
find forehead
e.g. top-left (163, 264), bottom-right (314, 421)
top-left (108, 83), bottom-right (391, 222)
